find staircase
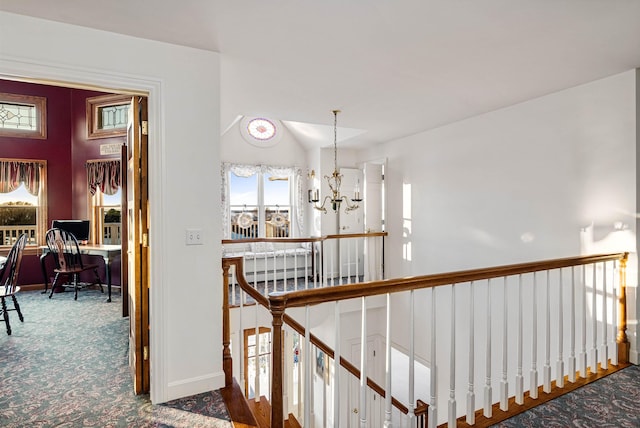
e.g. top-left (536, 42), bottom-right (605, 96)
top-left (221, 378), bottom-right (301, 428)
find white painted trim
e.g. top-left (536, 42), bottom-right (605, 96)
top-left (167, 371), bottom-right (227, 401)
top-left (0, 54), bottom-right (168, 403)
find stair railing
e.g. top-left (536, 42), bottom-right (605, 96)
top-left (223, 252), bottom-right (629, 427)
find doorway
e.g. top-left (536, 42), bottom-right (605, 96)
top-left (0, 76), bottom-right (150, 395)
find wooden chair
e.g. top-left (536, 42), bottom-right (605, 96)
top-left (0, 233), bottom-right (27, 335)
top-left (45, 228), bottom-right (103, 301)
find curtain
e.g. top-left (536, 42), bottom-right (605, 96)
top-left (86, 160), bottom-right (121, 195)
top-left (221, 162), bottom-right (303, 238)
top-left (0, 160), bottom-right (42, 195)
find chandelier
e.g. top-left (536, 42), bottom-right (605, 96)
top-left (309, 110), bottom-right (362, 213)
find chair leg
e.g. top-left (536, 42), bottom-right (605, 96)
top-left (1, 297), bottom-right (11, 335)
top-left (73, 274), bottom-right (79, 301)
top-left (49, 273), bottom-right (61, 299)
top-left (12, 295), bottom-right (23, 322)
top-left (94, 268), bottom-right (104, 293)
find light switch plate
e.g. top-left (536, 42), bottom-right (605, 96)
top-left (186, 228), bottom-right (203, 245)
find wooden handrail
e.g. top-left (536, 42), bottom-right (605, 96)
top-left (268, 253), bottom-right (628, 309)
top-left (222, 231), bottom-right (387, 245)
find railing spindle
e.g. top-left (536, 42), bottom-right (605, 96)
top-left (384, 293), bottom-right (392, 427)
top-left (484, 279), bottom-right (492, 417)
top-left (591, 263), bottom-right (598, 371)
top-left (568, 267), bottom-right (576, 383)
top-left (360, 296), bottom-right (368, 428)
top-left (611, 261), bottom-right (619, 366)
top-left (334, 300), bottom-right (341, 427)
top-left (304, 305), bottom-right (311, 427)
top-left (601, 262), bottom-right (608, 368)
top-left (544, 270), bottom-right (551, 393)
top-left (409, 290), bottom-right (416, 423)
top-left (467, 281), bottom-right (476, 423)
top-left (580, 264), bottom-right (588, 378)
top-left (428, 287), bottom-right (437, 428)
top-left (448, 284), bottom-right (457, 427)
top-left (515, 274), bottom-right (524, 404)
top-left (530, 272), bottom-right (538, 399)
top-left (556, 269), bottom-right (564, 388)
top-left (500, 276), bottom-right (509, 410)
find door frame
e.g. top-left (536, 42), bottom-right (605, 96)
top-left (0, 60), bottom-right (165, 403)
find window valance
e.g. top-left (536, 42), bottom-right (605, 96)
top-left (86, 159), bottom-right (121, 196)
top-left (0, 160), bottom-right (42, 196)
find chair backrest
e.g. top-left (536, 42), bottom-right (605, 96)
top-left (1, 233), bottom-right (27, 291)
top-left (45, 228), bottom-right (84, 271)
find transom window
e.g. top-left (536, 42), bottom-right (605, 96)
top-left (86, 94), bottom-right (131, 139)
top-left (0, 92), bottom-right (47, 139)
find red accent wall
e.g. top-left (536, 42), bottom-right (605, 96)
top-left (0, 79), bottom-right (123, 285)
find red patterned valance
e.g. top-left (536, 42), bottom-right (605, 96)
top-left (86, 159), bottom-right (121, 196)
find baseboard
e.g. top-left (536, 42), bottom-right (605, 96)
top-left (165, 370), bottom-right (226, 403)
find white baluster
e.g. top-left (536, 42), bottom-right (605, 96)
top-left (557, 269), bottom-right (565, 388)
top-left (231, 263), bottom-right (236, 306)
top-left (515, 275), bottom-right (524, 404)
top-left (255, 319), bottom-right (260, 402)
top-left (543, 271), bottom-right (551, 393)
top-left (409, 290), bottom-right (415, 423)
top-left (428, 288), bottom-right (438, 428)
top-left (384, 294), bottom-right (392, 427)
top-left (304, 305), bottom-right (311, 426)
top-left (294, 250), bottom-right (299, 291)
top-left (611, 261), bottom-right (619, 366)
top-left (239, 288), bottom-right (245, 394)
top-left (579, 265), bottom-right (588, 378)
top-left (500, 276), bottom-right (509, 411)
top-left (467, 281), bottom-right (476, 424)
top-left (591, 263), bottom-right (598, 372)
top-left (600, 262), bottom-right (608, 369)
top-left (360, 296), bottom-right (368, 428)
top-left (355, 237), bottom-right (360, 282)
top-left (448, 284), bottom-right (457, 427)
top-left (272, 252), bottom-right (277, 293)
top-left (334, 301), bottom-right (341, 427)
top-left (347, 239), bottom-right (351, 284)
top-left (530, 272), bottom-right (538, 399)
top-left (484, 279), bottom-right (492, 418)
top-left (568, 267), bottom-right (576, 383)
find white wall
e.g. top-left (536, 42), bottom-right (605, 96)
top-left (365, 70), bottom-right (637, 278)
top-left (0, 12), bottom-right (222, 403)
top-left (221, 119), bottom-right (307, 166)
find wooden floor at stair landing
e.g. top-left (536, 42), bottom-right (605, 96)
top-left (220, 379), bottom-right (301, 428)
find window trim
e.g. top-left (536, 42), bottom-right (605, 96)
top-left (0, 92), bottom-right (47, 139)
top-left (86, 94), bottom-right (131, 140)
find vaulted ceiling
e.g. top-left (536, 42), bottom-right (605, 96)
top-left (2, 1), bottom-right (640, 149)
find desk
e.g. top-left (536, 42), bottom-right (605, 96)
top-left (40, 244), bottom-right (121, 302)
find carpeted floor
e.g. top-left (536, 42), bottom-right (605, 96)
top-left (0, 289), bottom-right (232, 428)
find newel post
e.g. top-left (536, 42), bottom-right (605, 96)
top-left (617, 253), bottom-right (630, 364)
top-left (222, 260), bottom-right (233, 387)
top-left (270, 300), bottom-right (285, 428)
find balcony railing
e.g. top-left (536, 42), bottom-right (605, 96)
top-left (222, 251), bottom-right (630, 427)
top-left (0, 225), bottom-right (37, 246)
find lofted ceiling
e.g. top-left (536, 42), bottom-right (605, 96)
top-left (2, 1), bottom-right (640, 149)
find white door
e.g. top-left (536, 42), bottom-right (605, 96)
top-left (349, 339), bottom-right (379, 427)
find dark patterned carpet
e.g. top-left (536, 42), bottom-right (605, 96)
top-left (0, 289), bottom-right (231, 428)
top-left (494, 364), bottom-right (640, 427)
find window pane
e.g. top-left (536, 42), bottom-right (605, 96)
top-left (230, 207), bottom-right (258, 239)
top-left (0, 184), bottom-right (38, 246)
top-left (265, 206), bottom-right (289, 238)
top-left (230, 173), bottom-right (258, 206)
top-left (263, 173), bottom-right (289, 205)
top-left (0, 102), bottom-right (37, 131)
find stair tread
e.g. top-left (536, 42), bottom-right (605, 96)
top-left (219, 379), bottom-right (259, 428)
